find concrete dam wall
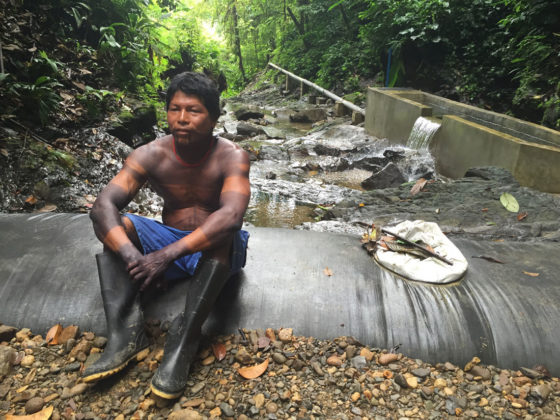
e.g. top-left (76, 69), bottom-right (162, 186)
top-left (365, 88), bottom-right (560, 193)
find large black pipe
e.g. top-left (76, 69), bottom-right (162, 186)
top-left (1, 213), bottom-right (559, 374)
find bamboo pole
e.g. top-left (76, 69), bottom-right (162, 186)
top-left (268, 62), bottom-right (365, 115)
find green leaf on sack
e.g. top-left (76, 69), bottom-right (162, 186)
top-left (500, 193), bottom-right (519, 213)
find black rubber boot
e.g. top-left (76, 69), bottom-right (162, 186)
top-left (82, 252), bottom-right (149, 383)
top-left (150, 258), bottom-right (230, 399)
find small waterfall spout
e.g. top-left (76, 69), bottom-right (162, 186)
top-left (407, 117), bottom-right (441, 150)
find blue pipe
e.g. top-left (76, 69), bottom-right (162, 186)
top-left (385, 47), bottom-right (392, 87)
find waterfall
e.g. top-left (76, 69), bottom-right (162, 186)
top-left (407, 117), bottom-right (441, 150)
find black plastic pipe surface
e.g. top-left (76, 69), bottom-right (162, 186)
top-left (1, 213), bottom-right (559, 374)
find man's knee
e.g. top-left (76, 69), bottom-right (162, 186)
top-left (203, 237), bottom-right (233, 265)
top-left (121, 216), bottom-right (142, 250)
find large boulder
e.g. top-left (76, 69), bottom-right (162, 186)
top-left (361, 162), bottom-right (406, 190)
top-left (289, 108), bottom-right (328, 123)
top-left (236, 121), bottom-right (266, 137)
top-left (107, 100), bottom-right (157, 148)
top-left (234, 107), bottom-right (265, 121)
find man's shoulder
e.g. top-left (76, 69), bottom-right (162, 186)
top-left (131, 135), bottom-right (170, 158)
top-left (215, 136), bottom-right (248, 159)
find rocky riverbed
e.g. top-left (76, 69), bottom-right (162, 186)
top-left (2, 75), bottom-right (560, 419)
top-left (1, 324), bottom-right (559, 420)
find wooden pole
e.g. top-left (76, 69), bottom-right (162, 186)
top-left (268, 62), bottom-right (365, 115)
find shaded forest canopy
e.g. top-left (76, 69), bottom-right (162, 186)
top-left (0, 0), bottom-right (559, 130)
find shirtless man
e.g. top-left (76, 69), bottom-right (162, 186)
top-left (82, 72), bottom-right (250, 399)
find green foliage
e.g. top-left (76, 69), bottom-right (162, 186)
top-left (9, 77), bottom-right (62, 126)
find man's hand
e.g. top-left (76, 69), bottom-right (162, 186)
top-left (127, 249), bottom-right (172, 291)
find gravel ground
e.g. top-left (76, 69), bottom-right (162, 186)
top-left (0, 324), bottom-right (559, 419)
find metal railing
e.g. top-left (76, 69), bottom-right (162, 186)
top-left (268, 62), bottom-right (365, 116)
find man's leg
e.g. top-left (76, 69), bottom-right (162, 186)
top-left (150, 238), bottom-right (233, 399)
top-left (82, 216), bottom-right (149, 382)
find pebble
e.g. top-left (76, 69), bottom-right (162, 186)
top-left (278, 328), bottom-right (293, 343)
top-left (378, 353), bottom-right (398, 365)
top-left (24, 396), bottom-right (44, 414)
top-left (0, 324), bottom-right (559, 420)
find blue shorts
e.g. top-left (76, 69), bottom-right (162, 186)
top-left (125, 213), bottom-right (249, 281)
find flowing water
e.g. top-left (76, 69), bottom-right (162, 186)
top-left (407, 116), bottom-right (441, 150)
top-left (224, 103), bottom-right (438, 229)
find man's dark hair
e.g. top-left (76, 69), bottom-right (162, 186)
top-left (166, 72), bottom-right (220, 121)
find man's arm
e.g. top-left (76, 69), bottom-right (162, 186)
top-left (90, 150), bottom-right (148, 263)
top-left (127, 146), bottom-right (250, 289)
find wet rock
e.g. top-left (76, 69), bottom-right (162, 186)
top-left (234, 107), bottom-right (265, 121)
top-left (361, 162), bottom-right (406, 190)
top-left (236, 121), bottom-right (266, 137)
top-left (107, 103), bottom-right (157, 148)
top-left (289, 108), bottom-right (327, 123)
top-left (259, 145), bottom-right (289, 161)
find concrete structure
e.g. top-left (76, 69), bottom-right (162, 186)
top-left (365, 88), bottom-right (560, 193)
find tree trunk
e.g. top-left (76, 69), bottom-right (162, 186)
top-left (231, 1), bottom-right (246, 82)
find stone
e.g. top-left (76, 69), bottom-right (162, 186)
top-left (219, 402), bottom-right (235, 417)
top-left (327, 355), bottom-right (342, 367)
top-left (236, 121), bottom-right (266, 137)
top-left (359, 348), bottom-right (374, 362)
top-left (25, 397), bottom-right (45, 414)
top-left (361, 162), bottom-right (406, 190)
top-left (278, 328), bottom-right (293, 343)
top-left (311, 360), bottom-right (324, 376)
top-left (92, 336), bottom-right (108, 348)
top-left (254, 393), bottom-right (265, 409)
top-left (406, 376), bottom-right (419, 389)
top-left (333, 103), bottom-right (349, 117)
top-left (0, 325), bottom-right (17, 342)
top-left (190, 381), bottom-right (206, 395)
top-left (351, 111), bottom-right (365, 125)
top-left (168, 409), bottom-right (203, 420)
top-left (272, 352), bottom-right (287, 364)
top-left (434, 378), bottom-right (447, 389)
top-left (351, 356), bottom-right (367, 370)
top-left (20, 354), bottom-right (35, 367)
top-left (412, 368), bottom-right (431, 379)
top-left (62, 383), bottom-right (88, 399)
top-left (378, 353), bottom-right (398, 365)
top-left (235, 348), bottom-right (253, 365)
top-left (470, 365), bottom-right (491, 380)
top-left (394, 374), bottom-right (409, 388)
top-left (520, 367), bottom-right (544, 379)
top-left (529, 384), bottom-right (552, 405)
top-left (0, 346), bottom-right (16, 377)
top-left (265, 401), bottom-right (278, 414)
top-left (234, 107), bottom-right (265, 121)
top-left (289, 108), bottom-right (327, 123)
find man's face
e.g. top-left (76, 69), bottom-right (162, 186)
top-left (167, 91), bottom-right (216, 145)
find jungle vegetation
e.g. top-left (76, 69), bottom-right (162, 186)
top-left (1, 0), bottom-right (558, 129)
